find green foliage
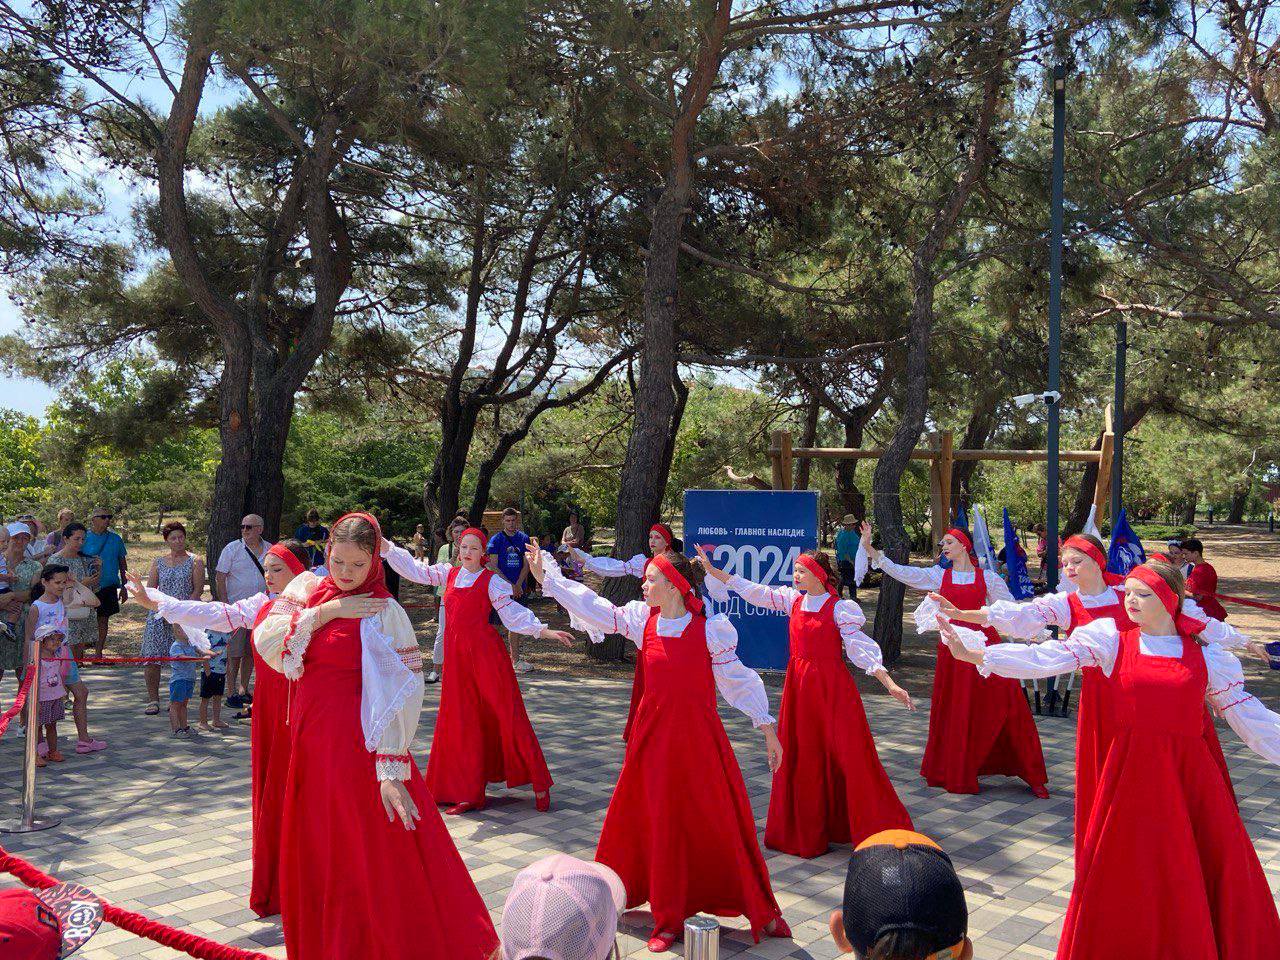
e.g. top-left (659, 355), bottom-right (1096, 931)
top-left (281, 410), bottom-right (438, 538)
top-left (0, 409), bottom-right (49, 508)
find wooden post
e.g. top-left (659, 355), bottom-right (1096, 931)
top-left (928, 433), bottom-right (946, 547)
top-left (778, 430), bottom-right (794, 491)
top-left (939, 430), bottom-right (954, 527)
top-left (770, 430), bottom-right (794, 490)
top-left (1093, 431), bottom-right (1114, 522)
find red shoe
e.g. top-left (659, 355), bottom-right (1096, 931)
top-left (444, 799), bottom-right (487, 816)
top-left (535, 791), bottom-right (550, 812)
top-left (647, 930), bottom-right (678, 953)
top-left (766, 916), bottom-right (792, 939)
top-left (1031, 784), bottom-right (1050, 799)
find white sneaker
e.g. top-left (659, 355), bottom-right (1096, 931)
top-left (513, 660), bottom-right (533, 675)
top-left (425, 671), bottom-right (440, 684)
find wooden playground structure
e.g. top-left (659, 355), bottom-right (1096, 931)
top-left (766, 409), bottom-right (1119, 543)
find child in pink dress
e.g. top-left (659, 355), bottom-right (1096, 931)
top-left (35, 624), bottom-right (69, 766)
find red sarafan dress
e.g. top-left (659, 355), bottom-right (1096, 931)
top-left (985, 585), bottom-right (1241, 862)
top-left (726, 576), bottom-right (911, 858)
top-left (247, 597), bottom-right (291, 917)
top-left (425, 565), bottom-right (552, 806)
top-left (923, 569), bottom-right (1047, 794)
top-left (600, 611), bottom-right (782, 937)
top-left (259, 525), bottom-right (498, 960)
top-left (768, 594), bottom-right (912, 856)
top-left (1055, 626), bottom-right (1280, 960)
top-left (540, 572), bottom-right (784, 940)
top-left (1065, 592), bottom-right (1236, 848)
top-left (150, 583), bottom-right (315, 918)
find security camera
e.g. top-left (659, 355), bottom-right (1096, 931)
top-left (1013, 391), bottom-right (1062, 408)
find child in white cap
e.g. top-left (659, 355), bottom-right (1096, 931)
top-left (498, 855), bottom-right (626, 960)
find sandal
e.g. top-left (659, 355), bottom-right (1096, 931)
top-left (144, 701), bottom-right (159, 715)
top-left (46, 750), bottom-right (65, 762)
top-left (647, 930), bottom-right (679, 953)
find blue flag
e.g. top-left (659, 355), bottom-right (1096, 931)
top-left (972, 506), bottom-right (1000, 574)
top-left (1003, 508), bottom-right (1036, 600)
top-left (939, 505), bottom-right (967, 570)
top-left (1108, 507), bottom-right (1146, 576)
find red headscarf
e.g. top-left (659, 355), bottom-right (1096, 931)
top-left (1063, 535), bottom-right (1123, 586)
top-left (649, 523), bottom-right (674, 554)
top-left (945, 528), bottom-right (978, 563)
top-left (267, 543), bottom-right (306, 577)
top-left (651, 553), bottom-right (704, 616)
top-left (1126, 564), bottom-right (1207, 638)
top-left (306, 512), bottom-right (392, 607)
top-left (796, 554), bottom-right (837, 596)
top-left (460, 527), bottom-right (489, 550)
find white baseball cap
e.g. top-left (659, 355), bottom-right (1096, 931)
top-left (501, 855), bottom-right (627, 960)
top-left (6, 521), bottom-right (31, 538)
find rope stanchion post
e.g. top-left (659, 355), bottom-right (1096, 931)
top-left (1, 638), bottom-right (60, 833)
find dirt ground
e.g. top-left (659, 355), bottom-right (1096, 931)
top-left (99, 523), bottom-right (1280, 703)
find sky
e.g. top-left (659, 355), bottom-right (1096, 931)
top-left (0, 287), bottom-right (55, 416)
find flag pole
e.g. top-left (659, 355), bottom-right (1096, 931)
top-left (1045, 63), bottom-right (1066, 593)
top-left (1110, 319), bottom-right (1126, 524)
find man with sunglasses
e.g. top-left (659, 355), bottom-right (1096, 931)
top-left (82, 508), bottom-right (127, 657)
top-left (216, 515), bottom-right (272, 712)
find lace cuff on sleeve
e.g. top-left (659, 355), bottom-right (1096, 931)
top-left (375, 754), bottom-right (412, 782)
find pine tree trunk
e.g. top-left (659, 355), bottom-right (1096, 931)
top-left (206, 343), bottom-right (254, 576)
top-left (1228, 487), bottom-right (1249, 524)
top-left (1182, 494), bottom-right (1198, 525)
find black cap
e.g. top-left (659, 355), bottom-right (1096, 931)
top-left (842, 830), bottom-right (967, 958)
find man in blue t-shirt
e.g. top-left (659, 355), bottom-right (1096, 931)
top-left (488, 508), bottom-right (533, 673)
top-left (81, 507), bottom-right (127, 656)
top-left (834, 513), bottom-right (861, 600)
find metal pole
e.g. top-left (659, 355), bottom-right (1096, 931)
top-left (1110, 319), bottom-right (1126, 524)
top-left (1045, 63), bottom-right (1066, 593)
top-left (1, 638), bottom-right (61, 833)
top-left (684, 916), bottom-right (720, 960)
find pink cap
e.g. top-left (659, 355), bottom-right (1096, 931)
top-left (501, 855), bottom-right (626, 960)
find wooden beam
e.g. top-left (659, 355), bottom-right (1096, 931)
top-left (779, 446), bottom-right (1103, 463)
top-left (1093, 431), bottom-right (1115, 522)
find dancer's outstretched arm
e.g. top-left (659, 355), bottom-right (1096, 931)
top-left (568, 548), bottom-right (647, 579)
top-left (938, 617), bottom-right (1118, 680)
top-left (698, 546), bottom-right (912, 710)
top-left (381, 538), bottom-right (452, 587)
top-left (859, 521), bottom-right (945, 592)
top-left (528, 547), bottom-right (648, 646)
top-left (1202, 643), bottom-right (1280, 764)
top-left (128, 572), bottom-right (272, 632)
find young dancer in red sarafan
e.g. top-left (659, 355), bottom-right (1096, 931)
top-left (529, 544), bottom-right (791, 954)
top-left (861, 521), bottom-right (1049, 797)
top-left (128, 538), bottom-right (350, 918)
top-left (382, 528), bottom-right (574, 815)
top-left (931, 533), bottom-right (1263, 863)
top-left (940, 561), bottom-right (1280, 960)
top-left (565, 522), bottom-right (730, 742)
top-left (257, 513), bottom-right (498, 960)
top-left (696, 544), bottom-right (915, 859)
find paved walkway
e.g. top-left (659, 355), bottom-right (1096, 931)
top-left (2, 662), bottom-right (1279, 960)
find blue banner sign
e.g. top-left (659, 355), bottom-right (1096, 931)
top-left (683, 489), bottom-right (820, 670)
